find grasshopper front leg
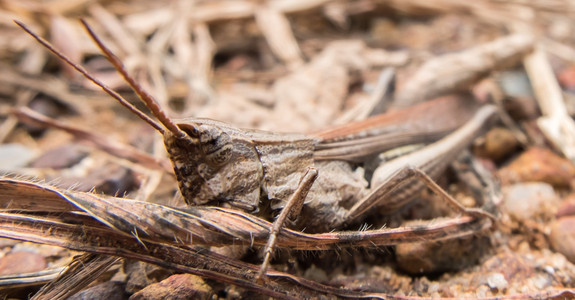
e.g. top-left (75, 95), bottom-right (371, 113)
top-left (256, 167), bottom-right (318, 282)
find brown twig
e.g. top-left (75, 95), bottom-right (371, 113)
top-left (12, 107), bottom-right (172, 173)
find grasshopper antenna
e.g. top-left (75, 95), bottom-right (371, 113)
top-left (14, 20), bottom-right (164, 134)
top-left (14, 20), bottom-right (186, 138)
top-left (79, 19), bottom-right (187, 138)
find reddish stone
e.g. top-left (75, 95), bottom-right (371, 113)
top-left (558, 65), bottom-right (575, 91)
top-left (503, 183), bottom-right (559, 221)
top-left (499, 147), bottom-right (575, 188)
top-left (0, 251), bottom-right (46, 276)
top-left (129, 274), bottom-right (213, 300)
top-left (69, 281), bottom-right (127, 300)
top-left (550, 216), bottom-right (575, 263)
top-left (557, 194), bottom-right (575, 218)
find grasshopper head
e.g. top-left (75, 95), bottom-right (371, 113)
top-left (16, 20), bottom-right (263, 211)
top-left (164, 121), bottom-right (263, 211)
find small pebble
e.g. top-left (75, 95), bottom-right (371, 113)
top-left (69, 281), bottom-right (127, 300)
top-left (496, 70), bottom-right (535, 99)
top-left (549, 216), bottom-right (575, 263)
top-left (499, 147), bottom-right (575, 188)
top-left (0, 144), bottom-right (36, 171)
top-left (531, 274), bottom-right (551, 290)
top-left (556, 194), bottom-right (575, 218)
top-left (55, 164), bottom-right (137, 196)
top-left (130, 274), bottom-right (213, 300)
top-left (124, 261), bottom-right (172, 294)
top-left (475, 285), bottom-right (490, 298)
top-left (476, 127), bottom-right (518, 162)
top-left (503, 96), bottom-right (540, 121)
top-left (486, 272), bottom-right (508, 290)
top-left (558, 65), bottom-right (575, 92)
top-left (0, 251), bottom-right (46, 276)
top-left (303, 264), bottom-right (329, 283)
top-left (479, 251), bottom-right (534, 284)
top-left (543, 265), bottom-right (555, 274)
top-left (503, 182), bottom-right (560, 221)
top-left (30, 144), bottom-right (88, 169)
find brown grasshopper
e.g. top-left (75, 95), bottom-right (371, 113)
top-left (16, 20), bottom-right (497, 280)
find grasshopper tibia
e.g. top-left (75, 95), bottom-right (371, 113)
top-left (256, 167), bottom-right (318, 282)
top-left (344, 165), bottom-right (497, 228)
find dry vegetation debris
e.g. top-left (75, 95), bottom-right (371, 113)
top-left (0, 0), bottom-right (575, 299)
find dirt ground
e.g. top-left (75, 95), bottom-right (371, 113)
top-left (1, 1), bottom-right (575, 299)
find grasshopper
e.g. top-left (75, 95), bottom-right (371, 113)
top-left (16, 20), bottom-right (497, 280)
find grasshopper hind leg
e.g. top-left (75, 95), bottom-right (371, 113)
top-left (344, 165), bottom-right (496, 230)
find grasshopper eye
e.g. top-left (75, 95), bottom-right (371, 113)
top-left (178, 122), bottom-right (200, 137)
top-left (199, 126), bottom-right (233, 166)
top-left (208, 144), bottom-right (233, 165)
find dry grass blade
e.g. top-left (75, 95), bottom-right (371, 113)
top-left (0, 63), bottom-right (92, 115)
top-left (5, 2), bottom-right (575, 298)
top-left (0, 210), bottom-right (386, 299)
top-left (12, 107), bottom-right (172, 172)
top-left (0, 267), bottom-right (66, 290)
top-left (0, 177), bottom-right (78, 212)
top-left (255, 5), bottom-right (303, 68)
top-left (0, 212), bottom-right (295, 299)
top-left (0, 177), bottom-right (492, 250)
top-left (523, 46), bottom-right (575, 163)
top-left (393, 34), bottom-right (534, 108)
top-left (1, 208), bottom-right (561, 300)
top-left (32, 254), bottom-right (119, 300)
